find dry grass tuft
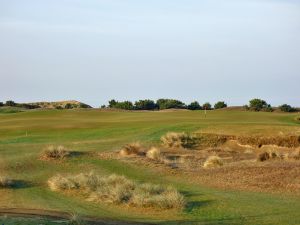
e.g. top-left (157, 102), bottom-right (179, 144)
top-left (146, 147), bottom-right (161, 160)
top-left (161, 132), bottom-right (196, 149)
top-left (40, 145), bottom-right (71, 160)
top-left (119, 143), bottom-right (144, 156)
top-left (257, 150), bottom-right (284, 162)
top-left (48, 173), bottom-right (185, 210)
top-left (286, 148), bottom-right (300, 160)
top-left (203, 156), bottom-right (223, 168)
top-left (0, 176), bottom-right (14, 188)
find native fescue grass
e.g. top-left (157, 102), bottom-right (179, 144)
top-left (146, 147), bottom-right (161, 160)
top-left (203, 156), bottom-right (224, 168)
top-left (161, 132), bottom-right (196, 149)
top-left (40, 145), bottom-right (71, 160)
top-left (119, 143), bottom-right (144, 156)
top-left (48, 172), bottom-right (185, 210)
top-left (0, 176), bottom-right (14, 188)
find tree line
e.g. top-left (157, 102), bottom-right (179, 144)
top-left (1, 99), bottom-right (298, 112)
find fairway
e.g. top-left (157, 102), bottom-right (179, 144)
top-left (0, 109), bottom-right (299, 224)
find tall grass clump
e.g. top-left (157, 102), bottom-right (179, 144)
top-left (0, 176), bottom-right (14, 188)
top-left (161, 132), bottom-right (196, 149)
top-left (119, 143), bottom-right (144, 156)
top-left (48, 173), bottom-right (185, 210)
top-left (146, 147), bottom-right (161, 160)
top-left (40, 145), bottom-right (71, 160)
top-left (203, 156), bottom-right (223, 168)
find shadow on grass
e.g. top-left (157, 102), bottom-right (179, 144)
top-left (10, 180), bottom-right (33, 189)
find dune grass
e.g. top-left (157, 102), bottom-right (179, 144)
top-left (0, 109), bottom-right (300, 224)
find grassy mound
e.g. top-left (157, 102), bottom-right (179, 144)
top-left (203, 156), bottom-right (224, 168)
top-left (48, 172), bottom-right (185, 209)
top-left (40, 145), bottom-right (71, 160)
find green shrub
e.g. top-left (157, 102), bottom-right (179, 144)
top-left (214, 101), bottom-right (227, 109)
top-left (202, 102), bottom-right (212, 110)
top-left (156, 99), bottom-right (186, 110)
top-left (0, 102), bottom-right (3, 107)
top-left (279, 104), bottom-right (296, 112)
top-left (187, 101), bottom-right (201, 110)
top-left (134, 99), bottom-right (157, 110)
top-left (248, 98), bottom-right (272, 111)
top-left (5, 100), bottom-right (16, 107)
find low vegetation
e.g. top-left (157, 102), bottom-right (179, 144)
top-left (48, 173), bottom-right (185, 209)
top-left (161, 132), bottom-right (196, 149)
top-left (146, 147), bottom-right (161, 160)
top-left (40, 145), bottom-right (71, 160)
top-left (0, 176), bottom-right (14, 188)
top-left (203, 156), bottom-right (224, 168)
top-left (119, 143), bottom-right (144, 156)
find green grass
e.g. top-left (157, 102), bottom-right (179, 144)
top-left (0, 109), bottom-right (300, 224)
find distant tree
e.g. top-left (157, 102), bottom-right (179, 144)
top-left (108, 99), bottom-right (117, 108)
top-left (202, 102), bottom-right (212, 110)
top-left (249, 99), bottom-right (271, 111)
top-left (279, 104), bottom-right (296, 112)
top-left (115, 101), bottom-right (134, 110)
top-left (187, 101), bottom-right (201, 110)
top-left (134, 99), bottom-right (157, 110)
top-left (100, 105), bottom-right (106, 109)
top-left (0, 102), bottom-right (3, 107)
top-left (156, 99), bottom-right (186, 110)
top-left (214, 101), bottom-right (227, 109)
top-left (5, 100), bottom-right (16, 107)
top-left (55, 106), bottom-right (63, 110)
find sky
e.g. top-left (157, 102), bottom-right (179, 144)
top-left (0, 0), bottom-right (299, 107)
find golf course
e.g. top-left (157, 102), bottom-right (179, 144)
top-left (0, 108), bottom-right (299, 225)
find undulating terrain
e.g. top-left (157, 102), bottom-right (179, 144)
top-left (0, 108), bottom-right (300, 224)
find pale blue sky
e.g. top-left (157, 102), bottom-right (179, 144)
top-left (0, 0), bottom-right (299, 107)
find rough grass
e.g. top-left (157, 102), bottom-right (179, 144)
top-left (161, 132), bottom-right (196, 149)
top-left (40, 145), bottom-right (71, 160)
top-left (48, 172), bottom-right (185, 210)
top-left (119, 143), bottom-right (144, 156)
top-left (203, 156), bottom-right (224, 168)
top-left (146, 147), bottom-right (161, 160)
top-left (0, 176), bottom-right (14, 188)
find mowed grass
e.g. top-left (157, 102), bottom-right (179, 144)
top-left (0, 109), bottom-right (300, 224)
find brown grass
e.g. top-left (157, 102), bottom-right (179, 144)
top-left (146, 147), bottom-right (161, 160)
top-left (0, 176), bottom-right (14, 188)
top-left (40, 145), bottom-right (71, 160)
top-left (161, 132), bottom-right (196, 149)
top-left (203, 156), bottom-right (223, 168)
top-left (48, 172), bottom-right (185, 210)
top-left (119, 143), bottom-right (144, 156)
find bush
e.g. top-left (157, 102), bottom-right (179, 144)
top-left (48, 173), bottom-right (185, 209)
top-left (146, 147), bottom-right (161, 160)
top-left (40, 145), bottom-right (71, 160)
top-left (187, 101), bottom-right (201, 110)
top-left (108, 100), bottom-right (134, 110)
top-left (0, 176), bottom-right (14, 188)
top-left (134, 100), bottom-right (157, 110)
top-left (214, 101), bottom-right (227, 109)
top-left (279, 104), bottom-right (296, 112)
top-left (0, 102), bottom-right (4, 107)
top-left (203, 156), bottom-right (223, 168)
top-left (248, 99), bottom-right (272, 111)
top-left (119, 143), bottom-right (144, 156)
top-left (161, 132), bottom-right (196, 149)
top-left (202, 102), bottom-right (212, 110)
top-left (156, 99), bottom-right (186, 110)
top-left (5, 100), bottom-right (16, 107)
